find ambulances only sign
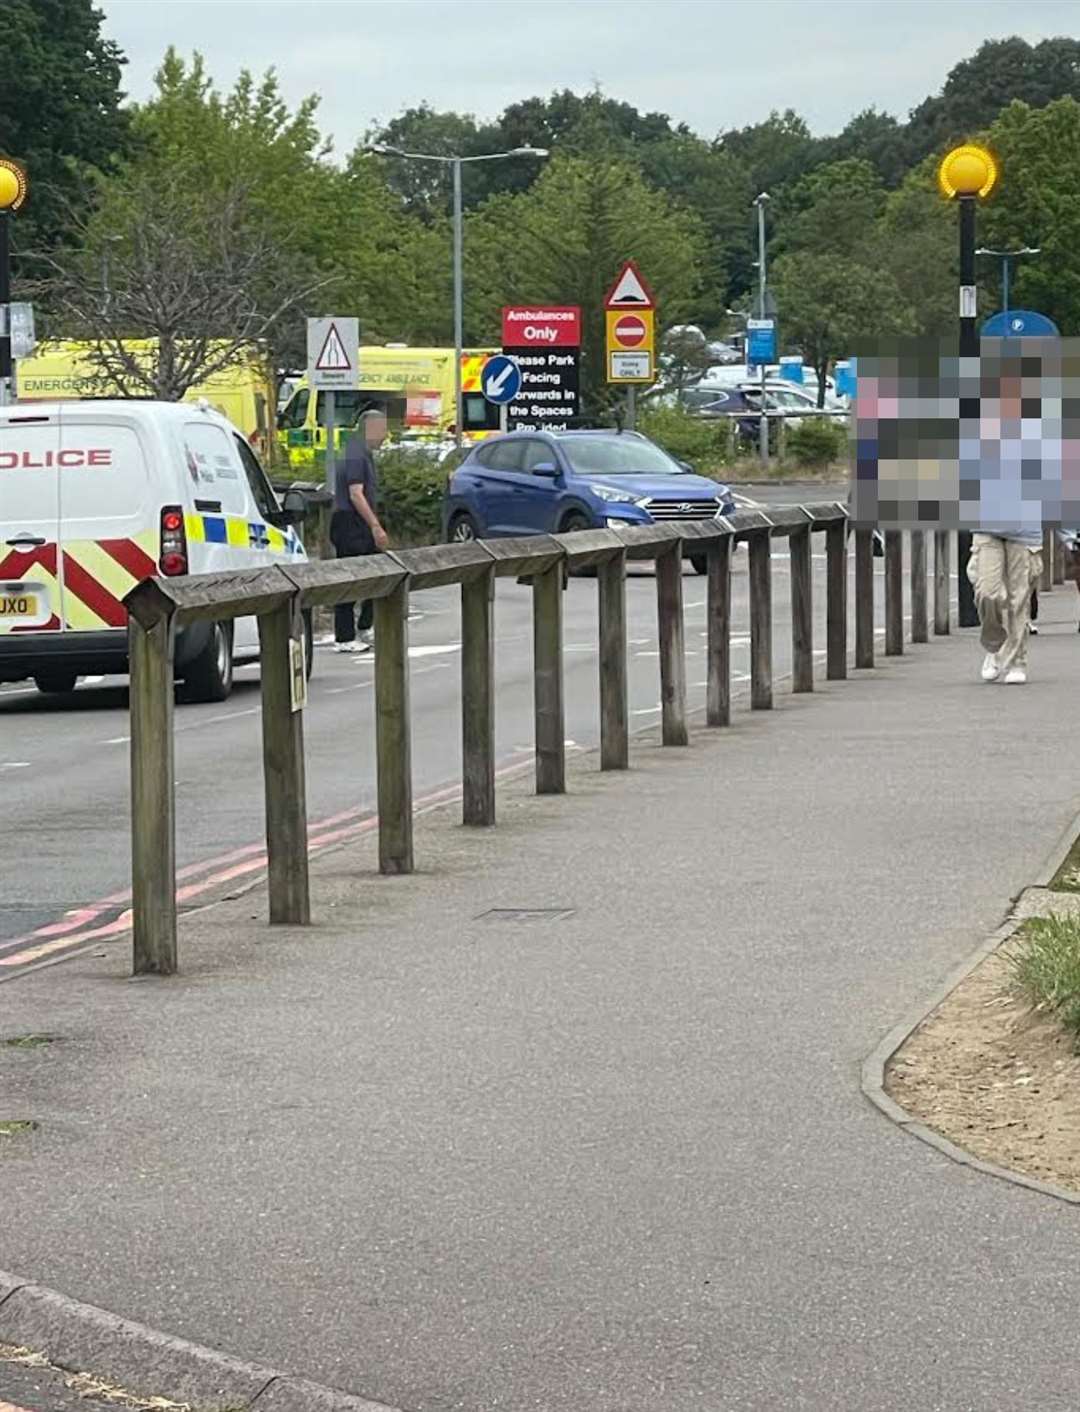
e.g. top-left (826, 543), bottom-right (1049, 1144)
top-left (501, 306), bottom-right (581, 432)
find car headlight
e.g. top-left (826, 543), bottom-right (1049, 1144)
top-left (589, 483), bottom-right (638, 504)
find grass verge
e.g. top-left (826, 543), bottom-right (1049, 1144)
top-left (1007, 913), bottom-right (1080, 1046)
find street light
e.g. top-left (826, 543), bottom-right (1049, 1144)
top-left (752, 192), bottom-right (771, 463)
top-left (937, 143), bottom-right (999, 626)
top-left (0, 156), bottom-right (28, 408)
top-left (974, 244), bottom-right (1041, 328)
top-left (368, 142), bottom-right (549, 446)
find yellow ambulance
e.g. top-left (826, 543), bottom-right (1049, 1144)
top-left (276, 345), bottom-right (498, 469)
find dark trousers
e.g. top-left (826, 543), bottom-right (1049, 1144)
top-left (330, 511), bottom-right (374, 642)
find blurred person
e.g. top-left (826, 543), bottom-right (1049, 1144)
top-left (331, 410), bottom-right (389, 654)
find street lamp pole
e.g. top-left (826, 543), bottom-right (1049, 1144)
top-left (368, 143), bottom-right (548, 448)
top-left (974, 246), bottom-right (1041, 329)
top-left (753, 193), bottom-right (770, 464)
top-left (0, 158), bottom-right (28, 408)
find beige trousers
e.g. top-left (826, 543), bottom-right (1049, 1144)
top-left (966, 534), bottom-right (1043, 672)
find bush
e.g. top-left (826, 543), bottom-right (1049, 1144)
top-left (784, 418), bottom-right (848, 470)
top-left (1008, 914), bottom-right (1080, 1046)
top-left (637, 403), bottom-right (732, 474)
top-left (375, 448), bottom-right (449, 545)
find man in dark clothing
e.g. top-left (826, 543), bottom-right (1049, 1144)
top-left (330, 410), bottom-right (389, 653)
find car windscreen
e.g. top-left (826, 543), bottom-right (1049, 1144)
top-left (559, 438), bottom-right (685, 476)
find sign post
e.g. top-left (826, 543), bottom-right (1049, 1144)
top-left (604, 261), bottom-right (656, 427)
top-left (500, 306), bottom-right (581, 431)
top-left (307, 316), bottom-right (359, 494)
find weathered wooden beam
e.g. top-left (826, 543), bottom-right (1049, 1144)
top-left (482, 535), bottom-right (565, 579)
top-left (550, 527), bottom-right (625, 571)
top-left (934, 531), bottom-right (951, 635)
top-left (374, 579), bottom-right (413, 874)
top-left (790, 525), bottom-right (813, 693)
top-left (748, 528), bottom-right (773, 710)
top-left (129, 612), bottom-right (177, 975)
top-left (855, 530), bottom-right (875, 668)
top-left (656, 544), bottom-right (688, 745)
top-left (706, 536), bottom-right (732, 726)
top-left (826, 519), bottom-right (847, 680)
top-left (885, 530), bottom-right (903, 656)
top-left (461, 566), bottom-right (496, 825)
top-left (258, 596), bottom-right (310, 925)
top-left (598, 549), bottom-right (629, 770)
top-left (910, 530), bottom-right (928, 644)
top-left (389, 542), bottom-right (494, 593)
top-left (284, 555), bottom-right (407, 610)
top-left (533, 562), bottom-right (565, 794)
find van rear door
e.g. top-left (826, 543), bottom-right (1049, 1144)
top-left (56, 411), bottom-right (158, 631)
top-left (0, 410), bottom-right (62, 636)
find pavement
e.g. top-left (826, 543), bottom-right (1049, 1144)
top-left (5, 533), bottom-right (1080, 1410)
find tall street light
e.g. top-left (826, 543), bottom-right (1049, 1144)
top-left (368, 143), bottom-right (549, 446)
top-left (975, 244), bottom-right (1041, 328)
top-left (0, 157), bottom-right (29, 408)
top-left (938, 144), bottom-right (998, 627)
top-left (752, 192), bottom-right (771, 463)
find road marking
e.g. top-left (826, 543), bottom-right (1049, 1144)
top-left (632, 705), bottom-right (661, 715)
top-left (0, 761), bottom-right (30, 769)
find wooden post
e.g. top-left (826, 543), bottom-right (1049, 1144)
top-left (1042, 528), bottom-right (1053, 591)
top-left (258, 599), bottom-right (310, 924)
top-left (790, 525), bottom-right (813, 693)
top-left (748, 528), bottom-right (773, 709)
top-left (706, 538), bottom-right (732, 725)
top-left (598, 550), bottom-right (629, 770)
top-left (884, 530), bottom-right (904, 656)
top-left (934, 531), bottom-right (950, 635)
top-left (826, 520), bottom-right (847, 681)
top-left (1054, 531), bottom-right (1065, 584)
top-left (910, 530), bottom-right (928, 644)
top-left (854, 529), bottom-right (874, 668)
top-left (129, 612), bottom-right (177, 975)
top-left (374, 579), bottom-right (413, 873)
top-left (461, 568), bottom-right (495, 824)
top-left (656, 545), bottom-right (688, 745)
top-left (533, 561), bottom-right (565, 794)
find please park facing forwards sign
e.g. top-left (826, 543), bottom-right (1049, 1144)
top-left (501, 305), bottom-right (581, 431)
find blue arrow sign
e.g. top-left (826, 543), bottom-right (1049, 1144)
top-left (482, 354), bottom-right (522, 405)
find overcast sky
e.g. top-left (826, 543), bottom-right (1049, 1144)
top-left (99, 0), bottom-right (1080, 156)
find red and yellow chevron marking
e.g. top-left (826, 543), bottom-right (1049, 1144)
top-left (60, 532), bottom-right (157, 630)
top-left (461, 354), bottom-right (486, 393)
top-left (0, 542), bottom-right (61, 634)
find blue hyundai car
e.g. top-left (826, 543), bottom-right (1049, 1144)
top-left (443, 430), bottom-right (736, 573)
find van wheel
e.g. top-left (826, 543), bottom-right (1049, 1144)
top-left (34, 670), bottom-right (78, 695)
top-left (184, 622), bottom-right (233, 703)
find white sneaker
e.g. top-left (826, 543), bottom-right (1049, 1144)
top-left (333, 640), bottom-right (368, 654)
top-left (980, 654), bottom-right (1001, 682)
top-left (358, 629), bottom-right (375, 649)
top-left (1004, 667), bottom-right (1027, 684)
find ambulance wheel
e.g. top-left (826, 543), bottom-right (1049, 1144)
top-left (184, 622), bottom-right (234, 703)
top-left (34, 671), bottom-right (78, 695)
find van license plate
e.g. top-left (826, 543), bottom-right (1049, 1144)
top-left (0, 593), bottom-right (36, 618)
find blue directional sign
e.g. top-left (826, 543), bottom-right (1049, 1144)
top-left (980, 309), bottom-right (1060, 337)
top-left (746, 318), bottom-right (777, 368)
top-left (481, 354), bottom-right (522, 405)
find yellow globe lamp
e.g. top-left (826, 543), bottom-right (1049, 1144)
top-left (938, 144), bottom-right (997, 200)
top-left (0, 158), bottom-right (28, 212)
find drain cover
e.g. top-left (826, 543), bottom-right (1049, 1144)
top-left (477, 908), bottom-right (576, 923)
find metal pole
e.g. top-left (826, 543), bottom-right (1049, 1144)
top-left (626, 384), bottom-right (636, 431)
top-left (323, 389), bottom-right (336, 497)
top-left (452, 156), bottom-right (463, 450)
top-left (957, 195), bottom-right (978, 628)
top-left (1001, 254), bottom-right (1010, 326)
top-left (757, 197), bottom-right (769, 464)
top-left (0, 213), bottom-right (12, 406)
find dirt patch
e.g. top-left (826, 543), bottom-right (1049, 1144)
top-left (887, 943), bottom-right (1080, 1193)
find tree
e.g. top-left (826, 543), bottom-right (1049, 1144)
top-left (775, 158), bottom-right (886, 260)
top-left (0, 0), bottom-right (131, 262)
top-left (463, 155), bottom-right (704, 416)
top-left (717, 110), bottom-right (820, 195)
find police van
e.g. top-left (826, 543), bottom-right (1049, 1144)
top-left (0, 399), bottom-right (310, 701)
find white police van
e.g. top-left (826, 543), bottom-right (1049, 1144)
top-left (0, 399), bottom-right (310, 701)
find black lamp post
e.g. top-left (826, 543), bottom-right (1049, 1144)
top-left (0, 157), bottom-right (28, 407)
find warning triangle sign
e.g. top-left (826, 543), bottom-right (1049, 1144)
top-left (316, 322), bottom-right (352, 372)
top-left (604, 260), bottom-right (655, 310)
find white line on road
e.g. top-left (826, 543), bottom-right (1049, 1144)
top-left (0, 761), bottom-right (30, 769)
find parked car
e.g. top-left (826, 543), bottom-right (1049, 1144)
top-left (443, 429), bottom-right (736, 574)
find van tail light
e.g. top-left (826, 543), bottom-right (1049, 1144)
top-left (159, 505), bottom-right (188, 576)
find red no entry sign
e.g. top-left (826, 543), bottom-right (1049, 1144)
top-left (613, 314), bottom-right (647, 347)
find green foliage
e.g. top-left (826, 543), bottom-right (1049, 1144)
top-left (784, 418), bottom-right (848, 469)
top-left (0, 0), bottom-right (131, 262)
top-left (375, 449), bottom-right (448, 545)
top-left (638, 403), bottom-right (732, 471)
top-left (1008, 914), bottom-right (1080, 1046)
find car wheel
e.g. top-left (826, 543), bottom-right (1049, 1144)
top-left (448, 512), bottom-right (480, 543)
top-left (183, 621), bottom-right (234, 703)
top-left (690, 555), bottom-right (708, 576)
top-left (34, 670), bottom-right (78, 695)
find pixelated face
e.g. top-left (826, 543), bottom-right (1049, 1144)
top-left (849, 337), bottom-right (1079, 533)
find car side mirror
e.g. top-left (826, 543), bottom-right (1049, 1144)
top-left (532, 461), bottom-right (559, 477)
top-left (678, 460), bottom-right (693, 472)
